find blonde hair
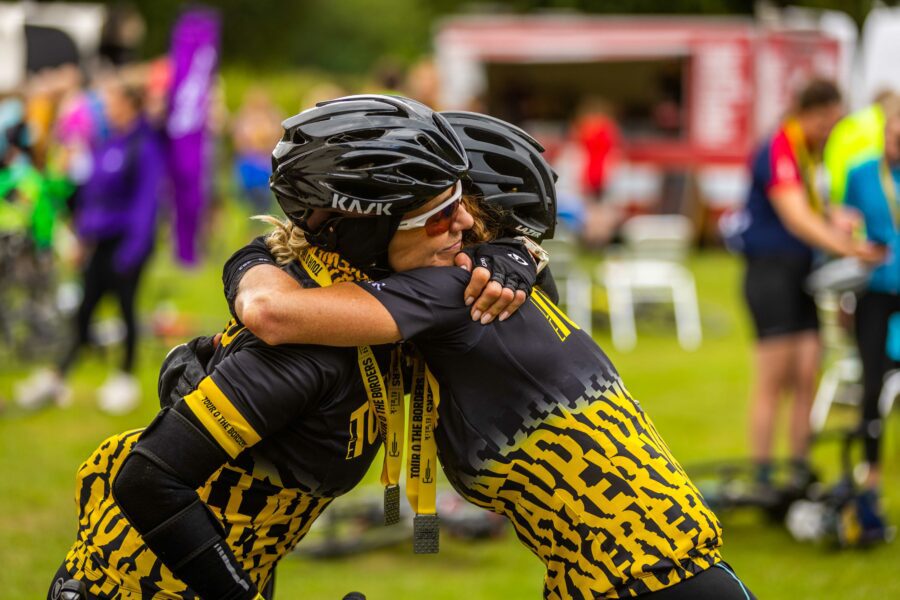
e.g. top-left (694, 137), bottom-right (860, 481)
top-left (252, 215), bottom-right (309, 265)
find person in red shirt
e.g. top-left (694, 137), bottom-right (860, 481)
top-left (573, 97), bottom-right (620, 201)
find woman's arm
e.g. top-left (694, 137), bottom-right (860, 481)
top-left (226, 235), bottom-right (540, 345)
top-left (116, 343), bottom-right (327, 597)
top-left (770, 184), bottom-right (883, 261)
top-left (236, 264), bottom-right (402, 346)
top-left (113, 402), bottom-right (260, 600)
top-left (113, 135), bottom-right (164, 273)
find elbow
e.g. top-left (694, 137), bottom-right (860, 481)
top-left (240, 295), bottom-right (288, 346)
top-left (779, 214), bottom-right (814, 247)
top-left (781, 220), bottom-right (806, 242)
top-left (112, 452), bottom-right (155, 530)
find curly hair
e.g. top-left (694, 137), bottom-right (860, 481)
top-left (461, 195), bottom-right (501, 245)
top-left (252, 215), bottom-right (309, 266)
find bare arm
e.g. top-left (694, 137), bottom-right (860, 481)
top-left (235, 264), bottom-right (402, 346)
top-left (770, 184), bottom-right (883, 261)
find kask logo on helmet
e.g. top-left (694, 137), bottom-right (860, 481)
top-left (332, 193), bottom-right (393, 215)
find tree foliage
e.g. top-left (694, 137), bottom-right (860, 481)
top-left (53, 0), bottom-right (894, 72)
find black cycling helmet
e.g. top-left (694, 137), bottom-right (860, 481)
top-left (270, 94), bottom-right (468, 223)
top-left (443, 111), bottom-right (557, 242)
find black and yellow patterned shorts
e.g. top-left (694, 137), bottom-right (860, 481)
top-left (57, 430), bottom-right (331, 599)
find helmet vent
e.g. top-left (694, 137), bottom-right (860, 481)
top-left (466, 126), bottom-right (514, 150)
top-left (415, 133), bottom-right (446, 158)
top-left (485, 154), bottom-right (527, 192)
top-left (328, 129), bottom-right (386, 145)
top-left (432, 114), bottom-right (463, 153)
top-left (341, 154), bottom-right (397, 170)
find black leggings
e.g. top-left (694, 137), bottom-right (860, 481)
top-left (641, 563), bottom-right (755, 599)
top-left (58, 237), bottom-right (148, 375)
top-left (854, 290), bottom-right (900, 465)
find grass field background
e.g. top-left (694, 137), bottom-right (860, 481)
top-left (1, 209), bottom-right (898, 599)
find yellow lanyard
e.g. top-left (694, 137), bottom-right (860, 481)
top-left (298, 247), bottom-right (406, 524)
top-left (406, 350), bottom-right (440, 553)
top-left (784, 119), bottom-right (825, 214)
top-left (880, 158), bottom-right (899, 229)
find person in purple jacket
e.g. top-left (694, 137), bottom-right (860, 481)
top-left (16, 76), bottom-right (165, 414)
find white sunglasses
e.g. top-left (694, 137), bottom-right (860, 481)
top-left (396, 181), bottom-right (463, 232)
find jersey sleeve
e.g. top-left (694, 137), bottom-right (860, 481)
top-left (766, 130), bottom-right (803, 193)
top-left (846, 161), bottom-right (891, 246)
top-left (222, 236), bottom-right (277, 320)
top-left (183, 344), bottom-right (330, 458)
top-left (843, 162), bottom-right (864, 212)
top-left (356, 267), bottom-right (472, 347)
top-left (537, 267), bottom-right (560, 304)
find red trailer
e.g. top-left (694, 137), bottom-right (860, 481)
top-left (434, 15), bottom-right (846, 225)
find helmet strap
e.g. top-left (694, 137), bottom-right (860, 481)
top-left (303, 214), bottom-right (401, 279)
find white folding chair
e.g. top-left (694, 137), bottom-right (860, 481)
top-left (598, 215), bottom-right (701, 351)
top-left (808, 293), bottom-right (863, 433)
top-left (542, 228), bottom-right (592, 331)
top-left (879, 369), bottom-right (900, 419)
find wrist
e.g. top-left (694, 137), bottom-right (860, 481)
top-left (831, 233), bottom-right (856, 258)
top-left (513, 236), bottom-right (549, 273)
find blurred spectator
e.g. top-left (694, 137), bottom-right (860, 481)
top-left (652, 63), bottom-right (684, 138)
top-left (552, 137), bottom-right (589, 234)
top-left (405, 57), bottom-right (441, 109)
top-left (824, 89), bottom-right (897, 205)
top-left (303, 83), bottom-right (348, 110)
top-left (143, 56), bottom-right (173, 127)
top-left (16, 76), bottom-right (165, 415)
top-left (230, 87), bottom-right (282, 213)
top-left (52, 66), bottom-right (106, 195)
top-left (98, 2), bottom-right (146, 67)
top-left (573, 97), bottom-right (621, 202)
top-left (0, 96), bottom-right (73, 372)
top-left (0, 99), bottom-right (34, 233)
top-left (371, 59), bottom-right (404, 95)
top-left (557, 98), bottom-right (625, 246)
top-left (737, 79), bottom-right (884, 493)
top-left (24, 67), bottom-right (72, 166)
top-left (0, 96), bottom-right (72, 254)
top-left (841, 94), bottom-right (900, 540)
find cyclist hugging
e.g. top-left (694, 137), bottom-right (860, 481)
top-left (51, 95), bottom-right (755, 600)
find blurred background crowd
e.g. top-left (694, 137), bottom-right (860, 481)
top-left (3, 1), bottom-right (900, 598)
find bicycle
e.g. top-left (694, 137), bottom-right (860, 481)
top-left (295, 488), bottom-right (506, 559)
top-left (0, 232), bottom-right (69, 363)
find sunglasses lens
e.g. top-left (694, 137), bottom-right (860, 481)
top-left (424, 199), bottom-right (460, 236)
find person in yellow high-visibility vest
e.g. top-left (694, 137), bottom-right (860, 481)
top-left (824, 90), bottom-right (897, 205)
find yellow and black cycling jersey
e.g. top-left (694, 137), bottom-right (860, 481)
top-left (356, 266), bottom-right (724, 600)
top-left (60, 250), bottom-right (386, 599)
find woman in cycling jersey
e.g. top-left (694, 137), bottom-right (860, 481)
top-left (224, 109), bottom-right (756, 600)
top-left (48, 96), bottom-right (529, 600)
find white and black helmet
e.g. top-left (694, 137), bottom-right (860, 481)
top-left (443, 111), bottom-right (557, 242)
top-left (270, 95), bottom-right (469, 224)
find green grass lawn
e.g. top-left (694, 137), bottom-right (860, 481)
top-left (1, 223), bottom-right (898, 599)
